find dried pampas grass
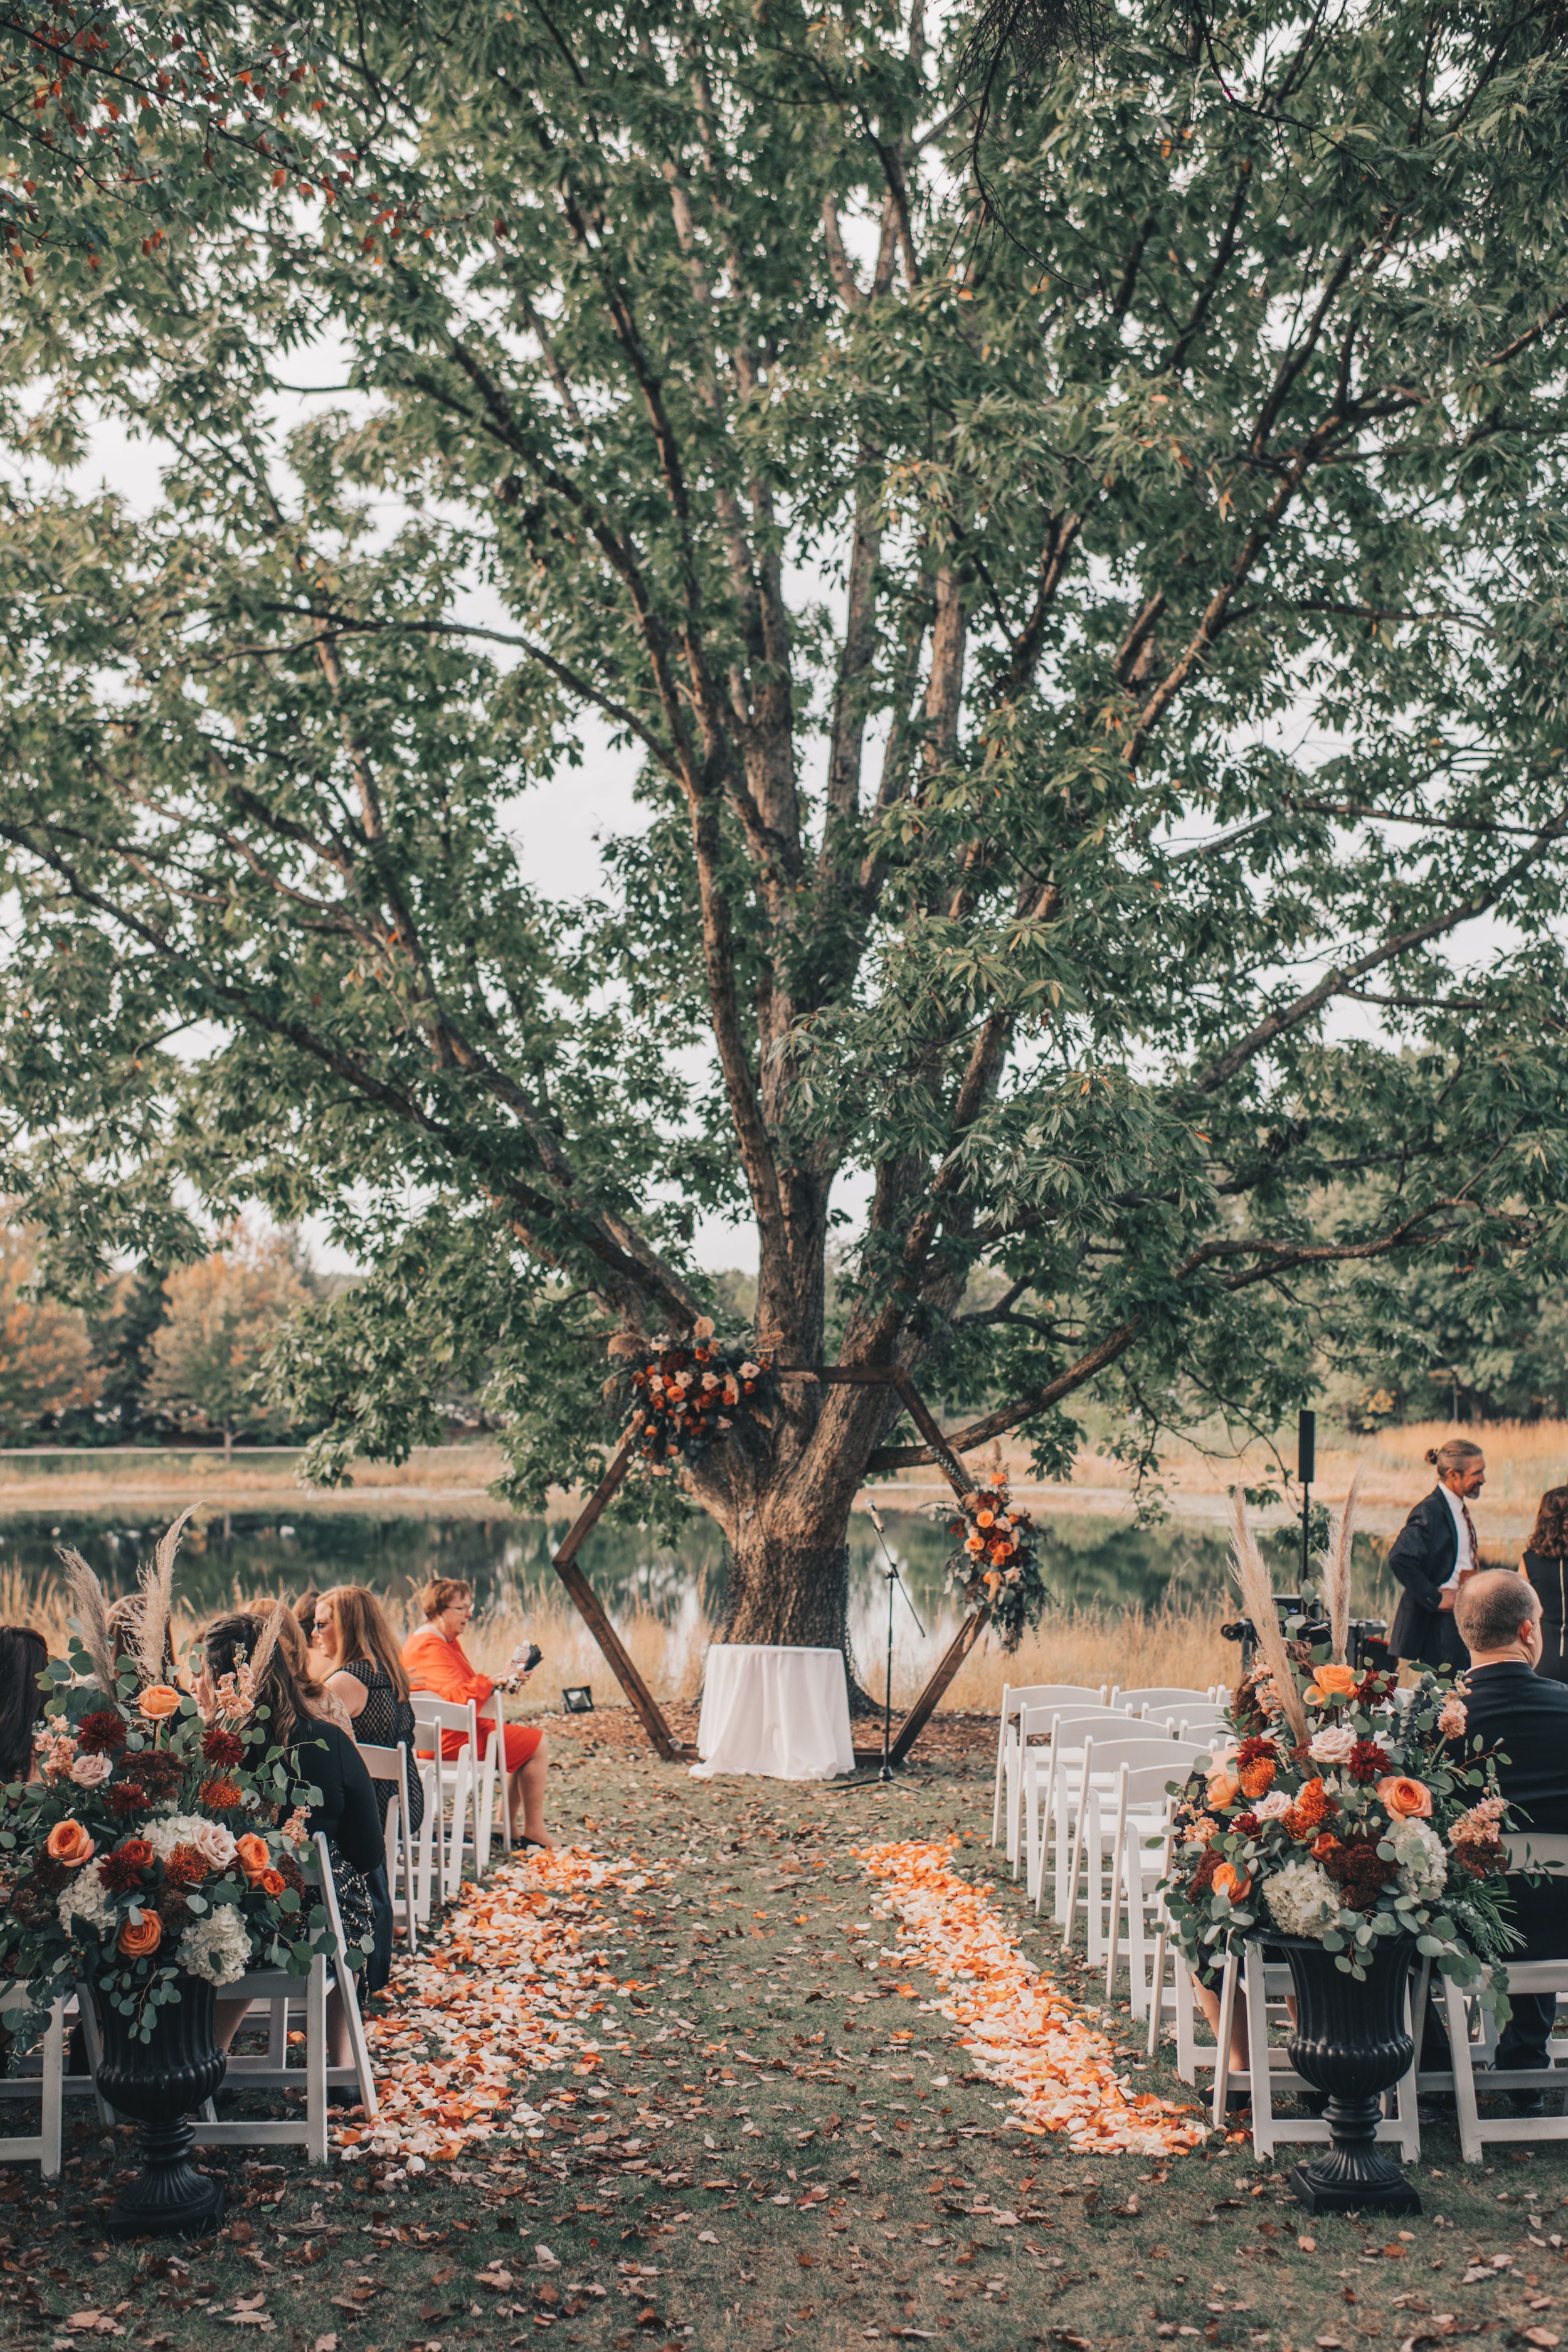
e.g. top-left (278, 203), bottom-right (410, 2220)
top-left (1318, 1462), bottom-right (1364, 1666)
top-left (245, 1599), bottom-right (288, 1693)
top-left (1229, 1486), bottom-right (1308, 1747)
top-left (137, 1506), bottom-right (196, 1687)
top-left (56, 1546), bottom-right (117, 1692)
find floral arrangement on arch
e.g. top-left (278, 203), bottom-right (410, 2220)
top-left (939, 1449), bottom-right (1047, 1653)
top-left (0, 1515), bottom-right (338, 2052)
top-left (608, 1317), bottom-right (773, 1474)
top-left (1163, 1478), bottom-right (1514, 2005)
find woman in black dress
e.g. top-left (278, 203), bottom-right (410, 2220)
top-left (314, 1584), bottom-right (425, 1843)
top-left (1523, 1486), bottom-right (1568, 1683)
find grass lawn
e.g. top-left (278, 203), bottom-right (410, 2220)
top-left (5, 1713), bottom-right (1567, 2352)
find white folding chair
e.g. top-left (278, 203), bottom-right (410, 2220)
top-left (991, 1684), bottom-right (1109, 1859)
top-left (0, 1992), bottom-right (66, 2174)
top-left (1100, 1761), bottom-right (1195, 2016)
top-left (358, 1739), bottom-right (419, 1957)
top-left (1019, 1706), bottom-right (1140, 1909)
top-left (472, 1685), bottom-right (514, 1863)
top-left (1062, 1737), bottom-right (1209, 1961)
top-left (1225, 1940), bottom-right (1421, 2160)
top-left (410, 1693), bottom-right (481, 1900)
top-left (1443, 1832), bottom-right (1568, 2162)
top-left (180, 1835), bottom-right (379, 2164)
top-left (1111, 1687), bottom-right (1217, 1714)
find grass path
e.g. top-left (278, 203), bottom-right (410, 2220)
top-left (6, 1727), bottom-right (1568, 2351)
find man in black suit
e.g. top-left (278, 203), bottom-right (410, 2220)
top-left (1452, 1569), bottom-right (1568, 2104)
top-left (1387, 1437), bottom-right (1486, 1676)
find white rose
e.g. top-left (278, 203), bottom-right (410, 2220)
top-left (68, 1752), bottom-right (113, 1789)
top-left (1308, 1724), bottom-right (1357, 1765)
top-left (1253, 1790), bottom-right (1293, 1820)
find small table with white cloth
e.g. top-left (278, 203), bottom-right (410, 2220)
top-left (689, 1643), bottom-right (855, 1780)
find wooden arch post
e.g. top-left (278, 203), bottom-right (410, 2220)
top-left (549, 1366), bottom-right (993, 1766)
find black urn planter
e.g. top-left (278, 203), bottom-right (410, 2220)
top-left (1275, 1931), bottom-right (1421, 2217)
top-left (93, 1973), bottom-right (226, 2240)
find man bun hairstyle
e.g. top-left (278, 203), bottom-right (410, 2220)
top-left (421, 1576), bottom-right (472, 1622)
top-left (1454, 1567), bottom-right (1539, 1655)
top-left (1426, 1437), bottom-right (1485, 1473)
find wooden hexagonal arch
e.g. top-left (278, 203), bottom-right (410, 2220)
top-left (549, 1365), bottom-right (992, 1767)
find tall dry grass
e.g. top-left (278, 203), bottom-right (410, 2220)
top-left (6, 1549), bottom-right (1227, 1718)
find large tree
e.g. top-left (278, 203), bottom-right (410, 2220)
top-left (2, 0), bottom-right (1567, 1668)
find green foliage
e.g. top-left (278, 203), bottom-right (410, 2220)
top-left (1, 0), bottom-right (1568, 1604)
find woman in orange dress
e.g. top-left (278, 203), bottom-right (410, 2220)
top-left (401, 1577), bottom-right (553, 1850)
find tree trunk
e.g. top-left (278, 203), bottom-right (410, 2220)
top-left (222, 1424), bottom-right (233, 1467)
top-left (718, 1500), bottom-right (879, 1715)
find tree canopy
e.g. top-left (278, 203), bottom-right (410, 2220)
top-left (2, 0), bottom-right (1567, 1638)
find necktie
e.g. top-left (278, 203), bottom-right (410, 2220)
top-left (1461, 1500), bottom-right (1480, 1573)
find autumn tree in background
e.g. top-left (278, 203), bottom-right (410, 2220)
top-left (146, 1225), bottom-right (317, 1461)
top-left (2, 1), bottom-right (1568, 1670)
top-left (0, 1226), bottom-right (101, 1446)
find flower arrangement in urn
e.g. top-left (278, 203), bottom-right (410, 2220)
top-left (940, 1448), bottom-right (1047, 1651)
top-left (609, 1318), bottom-right (773, 1473)
top-left (0, 1515), bottom-right (337, 2052)
top-left (1163, 1479), bottom-right (1515, 2008)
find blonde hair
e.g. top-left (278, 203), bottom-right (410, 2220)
top-left (1426, 1438), bottom-right (1485, 1476)
top-left (317, 1584), bottom-right (410, 1700)
top-left (420, 1576), bottom-right (472, 1622)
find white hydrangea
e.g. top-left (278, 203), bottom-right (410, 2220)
top-left (1263, 1858), bottom-right (1339, 1940)
top-left (146, 1815), bottom-right (237, 1873)
top-left (57, 1867), bottom-right (117, 1939)
top-left (176, 1904), bottom-right (252, 1987)
top-left (1389, 1816), bottom-right (1448, 1902)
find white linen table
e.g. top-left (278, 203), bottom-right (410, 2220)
top-left (690, 1643), bottom-right (855, 1781)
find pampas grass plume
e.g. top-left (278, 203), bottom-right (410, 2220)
top-left (139, 1505), bottom-right (196, 1686)
top-left (1318, 1463), bottom-right (1364, 1667)
top-left (1229, 1486), bottom-right (1308, 1747)
top-left (57, 1546), bottom-right (118, 1692)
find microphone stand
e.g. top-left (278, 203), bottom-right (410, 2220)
top-left (868, 1505), bottom-right (927, 1783)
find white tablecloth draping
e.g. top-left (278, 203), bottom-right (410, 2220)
top-left (690, 1643), bottom-right (855, 1781)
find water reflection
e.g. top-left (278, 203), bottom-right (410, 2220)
top-left (0, 1503), bottom-right (1400, 1625)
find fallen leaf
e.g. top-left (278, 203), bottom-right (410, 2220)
top-left (1524, 2333), bottom-right (1561, 2349)
top-left (1298, 2236), bottom-right (1317, 2252)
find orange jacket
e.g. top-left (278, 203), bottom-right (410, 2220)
top-left (401, 1625), bottom-right (494, 1713)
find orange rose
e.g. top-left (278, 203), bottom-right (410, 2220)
top-left (114, 1838), bottom-right (154, 1871)
top-left (46, 1820), bottom-right (94, 1869)
top-left (117, 1914), bottom-right (162, 1958)
top-left (1305, 1663), bottom-right (1360, 1706)
top-left (1205, 1769), bottom-right (1241, 1811)
top-left (137, 1685), bottom-right (183, 1722)
top-left (258, 1869), bottom-right (286, 1898)
top-left (976, 1510), bottom-right (995, 1528)
top-left (235, 1834), bottom-right (271, 1883)
top-left (1377, 1774), bottom-right (1433, 1820)
top-left (1212, 1862), bottom-right (1251, 1905)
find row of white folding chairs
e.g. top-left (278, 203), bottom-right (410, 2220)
top-left (992, 1683), bottom-right (1226, 1867)
top-left (1049, 1739), bottom-right (1213, 2006)
top-left (1020, 1705), bottom-right (1222, 1908)
top-left (408, 1688), bottom-right (514, 1914)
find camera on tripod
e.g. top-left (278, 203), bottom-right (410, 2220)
top-left (1220, 1593), bottom-right (1390, 1673)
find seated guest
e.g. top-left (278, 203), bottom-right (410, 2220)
top-left (401, 1576), bottom-right (553, 1850)
top-left (243, 1597), bottom-right (355, 1734)
top-left (0, 1626), bottom-right (48, 1786)
top-left (1453, 1570), bottom-right (1568, 2106)
top-left (1522, 1487), bottom-right (1568, 1685)
top-left (199, 1613), bottom-right (387, 2062)
top-left (1387, 1437), bottom-right (1486, 1676)
top-left (313, 1585), bottom-right (426, 1841)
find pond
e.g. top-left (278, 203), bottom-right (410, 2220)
top-left (0, 1500), bottom-right (1402, 1627)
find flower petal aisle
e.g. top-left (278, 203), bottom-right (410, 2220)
top-left (336, 1846), bottom-right (657, 2166)
top-left (862, 1840), bottom-right (1205, 2157)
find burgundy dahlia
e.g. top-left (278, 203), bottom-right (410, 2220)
top-left (201, 1726), bottom-right (245, 1769)
top-left (1346, 1739), bottom-right (1392, 1784)
top-left (75, 1710), bottom-right (127, 1757)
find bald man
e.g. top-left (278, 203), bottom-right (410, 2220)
top-left (1452, 1570), bottom-right (1568, 2106)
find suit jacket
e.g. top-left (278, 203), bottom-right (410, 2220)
top-left (1453, 1660), bottom-right (1568, 1957)
top-left (1386, 1486), bottom-right (1468, 1672)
